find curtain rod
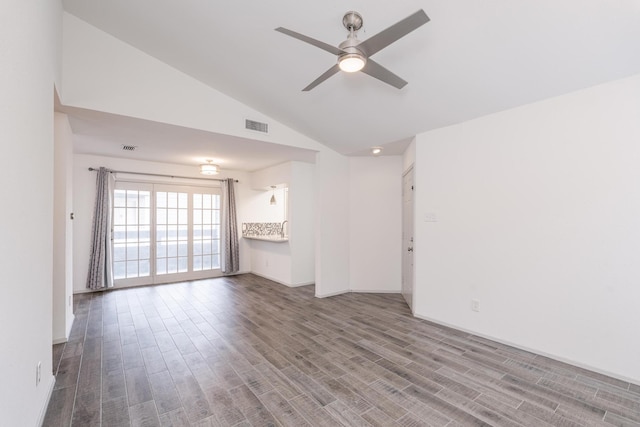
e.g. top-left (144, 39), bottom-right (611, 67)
top-left (88, 167), bottom-right (238, 183)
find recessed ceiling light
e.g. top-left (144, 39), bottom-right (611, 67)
top-left (372, 146), bottom-right (383, 155)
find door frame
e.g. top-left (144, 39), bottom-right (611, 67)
top-left (401, 166), bottom-right (415, 312)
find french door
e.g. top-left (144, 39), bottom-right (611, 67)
top-left (112, 182), bottom-right (222, 286)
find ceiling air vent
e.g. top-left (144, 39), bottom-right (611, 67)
top-left (121, 144), bottom-right (137, 151)
top-left (245, 119), bottom-right (269, 134)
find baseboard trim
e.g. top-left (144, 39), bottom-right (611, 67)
top-left (38, 374), bottom-right (55, 427)
top-left (315, 289), bottom-right (349, 298)
top-left (67, 314), bottom-right (75, 338)
top-left (349, 289), bottom-right (401, 294)
top-left (316, 289), bottom-right (401, 298)
top-left (52, 314), bottom-right (75, 345)
top-left (249, 272), bottom-right (314, 288)
top-left (290, 280), bottom-right (315, 287)
top-left (73, 271), bottom-right (253, 295)
top-left (413, 312), bottom-right (640, 386)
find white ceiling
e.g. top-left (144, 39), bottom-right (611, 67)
top-left (61, 0), bottom-right (640, 166)
top-left (63, 106), bottom-right (318, 171)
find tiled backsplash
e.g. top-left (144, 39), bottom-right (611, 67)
top-left (242, 222), bottom-right (283, 237)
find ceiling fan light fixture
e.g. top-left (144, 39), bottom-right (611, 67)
top-left (200, 160), bottom-right (220, 175)
top-left (338, 53), bottom-right (366, 73)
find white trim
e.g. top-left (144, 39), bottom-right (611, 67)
top-left (413, 312), bottom-right (640, 386)
top-left (402, 162), bottom-right (415, 176)
top-left (290, 280), bottom-right (315, 287)
top-left (249, 272), bottom-right (314, 288)
top-left (37, 374), bottom-right (55, 427)
top-left (73, 288), bottom-right (101, 294)
top-left (222, 269), bottom-right (251, 277)
top-left (114, 175), bottom-right (223, 188)
top-left (67, 314), bottom-right (74, 339)
top-left (315, 289), bottom-right (349, 298)
top-left (52, 314), bottom-right (75, 344)
top-left (349, 289), bottom-right (401, 294)
top-left (72, 271), bottom-right (253, 294)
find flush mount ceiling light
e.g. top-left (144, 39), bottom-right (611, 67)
top-left (372, 146), bottom-right (383, 155)
top-left (200, 160), bottom-right (220, 175)
top-left (270, 186), bottom-right (277, 205)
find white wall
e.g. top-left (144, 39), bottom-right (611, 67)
top-left (246, 176), bottom-right (292, 285)
top-left (289, 162), bottom-right (315, 285)
top-left (244, 187), bottom-right (288, 223)
top-left (349, 157), bottom-right (403, 292)
top-left (249, 240), bottom-right (293, 285)
top-left (61, 13), bottom-right (325, 153)
top-left (413, 73), bottom-right (640, 383)
top-left (53, 112), bottom-right (74, 343)
top-left (247, 161), bottom-right (289, 225)
top-left (247, 161), bottom-right (315, 287)
top-left (250, 162), bottom-right (292, 190)
top-left (72, 154), bottom-right (253, 293)
top-left (0, 0), bottom-right (61, 425)
top-left (315, 150), bottom-right (351, 297)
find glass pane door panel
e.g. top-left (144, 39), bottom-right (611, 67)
top-left (113, 189), bottom-right (151, 280)
top-left (193, 193), bottom-right (221, 271)
top-left (156, 191), bottom-right (188, 275)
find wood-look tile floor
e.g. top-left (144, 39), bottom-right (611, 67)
top-left (43, 274), bottom-right (640, 426)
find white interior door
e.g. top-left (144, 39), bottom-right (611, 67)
top-left (402, 167), bottom-right (415, 311)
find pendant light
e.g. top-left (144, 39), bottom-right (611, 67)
top-left (270, 186), bottom-right (277, 205)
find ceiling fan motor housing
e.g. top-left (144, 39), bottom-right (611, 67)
top-left (342, 11), bottom-right (363, 31)
top-left (339, 37), bottom-right (364, 56)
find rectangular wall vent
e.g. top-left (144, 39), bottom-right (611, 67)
top-left (121, 145), bottom-right (137, 151)
top-left (245, 119), bottom-right (269, 134)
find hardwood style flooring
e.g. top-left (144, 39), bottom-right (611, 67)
top-left (44, 274), bottom-right (640, 426)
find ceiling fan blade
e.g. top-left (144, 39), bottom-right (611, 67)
top-left (361, 59), bottom-right (408, 89)
top-left (357, 9), bottom-right (430, 57)
top-left (275, 27), bottom-right (344, 56)
top-left (302, 64), bottom-right (340, 91)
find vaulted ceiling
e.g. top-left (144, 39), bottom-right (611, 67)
top-left (62, 0), bottom-right (640, 166)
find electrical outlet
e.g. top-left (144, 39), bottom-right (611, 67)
top-left (36, 361), bottom-right (41, 386)
top-left (471, 300), bottom-right (480, 312)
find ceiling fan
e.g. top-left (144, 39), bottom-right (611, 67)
top-left (275, 9), bottom-right (430, 91)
